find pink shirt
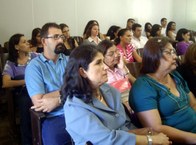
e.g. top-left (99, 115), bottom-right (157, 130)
top-left (106, 67), bottom-right (125, 84)
top-left (106, 67), bottom-right (131, 93)
top-left (116, 44), bottom-right (135, 63)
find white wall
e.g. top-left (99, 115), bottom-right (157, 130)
top-left (0, 0), bottom-right (195, 45)
top-left (173, 0), bottom-right (196, 30)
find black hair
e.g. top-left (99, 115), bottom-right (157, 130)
top-left (114, 28), bottom-right (130, 45)
top-left (31, 28), bottom-right (41, 47)
top-left (106, 25), bottom-right (120, 40)
top-left (132, 23), bottom-right (142, 31)
top-left (98, 39), bottom-right (114, 56)
top-left (83, 20), bottom-right (99, 37)
top-left (151, 24), bottom-right (162, 37)
top-left (61, 44), bottom-right (102, 103)
top-left (40, 22), bottom-right (61, 38)
top-left (8, 33), bottom-right (24, 64)
top-left (176, 28), bottom-right (189, 42)
top-left (166, 21), bottom-right (176, 36)
top-left (144, 22), bottom-right (152, 33)
top-left (59, 23), bottom-right (76, 50)
top-left (161, 18), bottom-right (167, 23)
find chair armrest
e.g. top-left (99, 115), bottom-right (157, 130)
top-left (30, 109), bottom-right (46, 120)
top-left (30, 109), bottom-right (46, 145)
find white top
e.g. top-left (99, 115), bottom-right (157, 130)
top-left (131, 35), bottom-right (148, 49)
top-left (88, 36), bottom-right (101, 45)
top-left (161, 27), bottom-right (166, 36)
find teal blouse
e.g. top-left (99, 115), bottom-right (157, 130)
top-left (129, 71), bottom-right (196, 133)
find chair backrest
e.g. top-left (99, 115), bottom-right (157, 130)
top-left (0, 46), bottom-right (3, 73)
top-left (1, 53), bottom-right (9, 70)
top-left (73, 36), bottom-right (83, 45)
top-left (136, 48), bottom-right (144, 57)
top-left (30, 109), bottom-right (46, 145)
top-left (4, 41), bottom-right (9, 53)
top-left (126, 62), bottom-right (142, 78)
top-left (177, 55), bottom-right (185, 66)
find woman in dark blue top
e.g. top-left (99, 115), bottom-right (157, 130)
top-left (130, 37), bottom-right (196, 144)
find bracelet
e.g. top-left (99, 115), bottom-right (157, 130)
top-left (147, 135), bottom-right (153, 145)
top-left (58, 90), bottom-right (62, 105)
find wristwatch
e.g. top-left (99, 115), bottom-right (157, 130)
top-left (147, 135), bottom-right (152, 145)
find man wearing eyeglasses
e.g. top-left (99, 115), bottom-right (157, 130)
top-left (25, 22), bottom-right (72, 145)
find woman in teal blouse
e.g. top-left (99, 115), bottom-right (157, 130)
top-left (129, 37), bottom-right (196, 144)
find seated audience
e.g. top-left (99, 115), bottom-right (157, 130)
top-left (177, 43), bottom-right (196, 96)
top-left (175, 28), bottom-right (191, 55)
top-left (160, 18), bottom-right (167, 36)
top-left (2, 33), bottom-right (37, 145)
top-left (166, 21), bottom-right (176, 41)
top-left (61, 43), bottom-right (170, 145)
top-left (144, 22), bottom-right (152, 39)
top-left (83, 23), bottom-right (102, 45)
top-left (25, 23), bottom-right (72, 145)
top-left (59, 23), bottom-right (78, 55)
top-left (131, 23), bottom-right (148, 49)
top-left (114, 28), bottom-right (142, 63)
top-left (83, 20), bottom-right (105, 40)
top-left (150, 24), bottom-right (162, 38)
top-left (106, 25), bottom-right (121, 41)
top-left (30, 28), bottom-right (43, 53)
top-left (130, 37), bottom-right (196, 144)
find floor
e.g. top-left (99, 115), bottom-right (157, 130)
top-left (0, 90), bottom-right (21, 145)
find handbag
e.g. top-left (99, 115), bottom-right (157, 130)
top-left (109, 78), bottom-right (131, 93)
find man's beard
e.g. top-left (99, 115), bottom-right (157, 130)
top-left (54, 43), bottom-right (66, 54)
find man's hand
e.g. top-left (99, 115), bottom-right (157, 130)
top-left (31, 97), bottom-right (60, 112)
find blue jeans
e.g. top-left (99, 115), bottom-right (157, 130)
top-left (42, 115), bottom-right (72, 145)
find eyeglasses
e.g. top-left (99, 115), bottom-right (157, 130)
top-left (163, 49), bottom-right (176, 56)
top-left (105, 49), bottom-right (119, 57)
top-left (45, 34), bottom-right (65, 40)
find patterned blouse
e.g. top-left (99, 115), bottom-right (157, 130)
top-left (116, 43), bottom-right (135, 63)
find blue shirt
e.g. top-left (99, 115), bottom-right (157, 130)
top-left (64, 83), bottom-right (136, 145)
top-left (130, 71), bottom-right (196, 133)
top-left (25, 53), bottom-right (69, 117)
top-left (2, 52), bottom-right (37, 80)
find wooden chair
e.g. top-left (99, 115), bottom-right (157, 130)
top-left (73, 36), bottom-right (83, 45)
top-left (136, 48), bottom-right (144, 57)
top-left (177, 55), bottom-right (185, 65)
top-left (0, 50), bottom-right (18, 135)
top-left (3, 41), bottom-right (9, 53)
top-left (30, 109), bottom-right (46, 145)
top-left (6, 88), bottom-right (19, 137)
top-left (126, 62), bottom-right (142, 78)
top-left (30, 109), bottom-right (92, 145)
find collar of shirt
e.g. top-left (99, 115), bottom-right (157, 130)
top-left (40, 53), bottom-right (64, 62)
top-left (107, 67), bottom-right (122, 74)
top-left (132, 36), bottom-right (141, 41)
top-left (88, 37), bottom-right (101, 44)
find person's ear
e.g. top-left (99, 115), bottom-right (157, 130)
top-left (120, 35), bottom-right (122, 40)
top-left (41, 38), bottom-right (46, 46)
top-left (15, 44), bottom-right (19, 50)
top-left (79, 67), bottom-right (87, 78)
top-left (182, 34), bottom-right (186, 40)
